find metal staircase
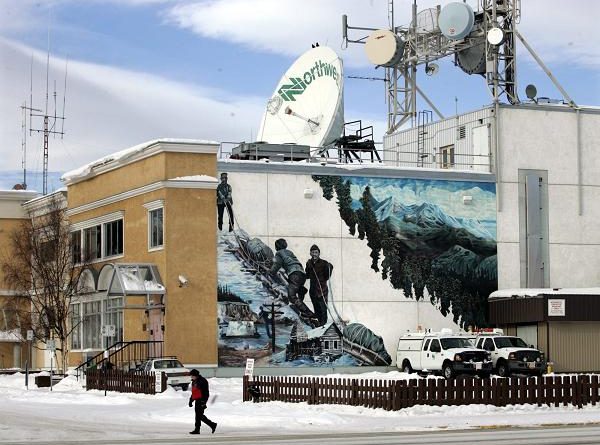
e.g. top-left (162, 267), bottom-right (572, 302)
top-left (75, 340), bottom-right (163, 379)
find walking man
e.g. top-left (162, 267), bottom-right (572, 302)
top-left (188, 369), bottom-right (217, 435)
top-left (217, 172), bottom-right (234, 232)
top-left (305, 244), bottom-right (334, 326)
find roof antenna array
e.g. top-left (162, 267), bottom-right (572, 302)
top-left (20, 22), bottom-right (68, 195)
top-left (342, 0), bottom-right (577, 134)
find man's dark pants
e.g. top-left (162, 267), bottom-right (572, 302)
top-left (194, 399), bottom-right (215, 431)
top-left (217, 203), bottom-right (234, 231)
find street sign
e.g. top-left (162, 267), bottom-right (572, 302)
top-left (244, 358), bottom-right (255, 379)
top-left (155, 371), bottom-right (164, 393)
top-left (101, 325), bottom-right (116, 336)
top-left (26, 330), bottom-right (34, 341)
top-left (46, 339), bottom-right (56, 351)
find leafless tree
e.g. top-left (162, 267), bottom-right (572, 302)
top-left (1, 193), bottom-right (83, 373)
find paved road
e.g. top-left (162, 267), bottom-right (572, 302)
top-left (6, 425), bottom-right (600, 445)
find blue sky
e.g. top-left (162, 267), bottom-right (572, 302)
top-left (0, 0), bottom-right (598, 192)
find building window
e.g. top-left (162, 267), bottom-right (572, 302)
top-left (439, 144), bottom-right (455, 169)
top-left (71, 231), bottom-right (81, 264)
top-left (82, 301), bottom-right (102, 349)
top-left (83, 225), bottom-right (101, 261)
top-left (71, 213), bottom-right (124, 264)
top-left (104, 219), bottom-right (123, 257)
top-left (70, 298), bottom-right (123, 351)
top-left (70, 303), bottom-right (81, 350)
top-left (457, 125), bottom-right (466, 140)
top-left (149, 208), bottom-right (164, 249)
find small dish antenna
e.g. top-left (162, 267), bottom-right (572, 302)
top-left (258, 46), bottom-right (344, 148)
top-left (525, 84), bottom-right (538, 101)
top-left (425, 62), bottom-right (439, 76)
top-left (438, 2), bottom-right (475, 40)
top-left (487, 27), bottom-right (505, 45)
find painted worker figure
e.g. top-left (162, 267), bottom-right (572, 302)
top-left (269, 239), bottom-right (317, 323)
top-left (216, 172), bottom-right (234, 232)
top-left (305, 244), bottom-right (334, 327)
top-left (270, 239), bottom-right (307, 303)
top-left (188, 369), bottom-right (217, 435)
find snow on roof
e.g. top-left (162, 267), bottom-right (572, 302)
top-left (306, 322), bottom-right (338, 339)
top-left (489, 288), bottom-right (600, 299)
top-left (61, 138), bottom-right (219, 183)
top-left (169, 175), bottom-right (218, 182)
top-left (218, 157), bottom-right (493, 176)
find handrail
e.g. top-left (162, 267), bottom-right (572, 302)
top-left (75, 340), bottom-right (163, 379)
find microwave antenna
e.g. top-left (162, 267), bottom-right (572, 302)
top-left (342, 0), bottom-right (577, 134)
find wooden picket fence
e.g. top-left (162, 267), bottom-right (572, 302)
top-left (86, 369), bottom-right (167, 395)
top-left (243, 375), bottom-right (600, 410)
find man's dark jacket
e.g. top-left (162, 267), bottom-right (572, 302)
top-left (305, 258), bottom-right (333, 296)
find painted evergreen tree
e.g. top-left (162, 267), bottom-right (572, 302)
top-left (356, 186), bottom-right (383, 272)
top-left (311, 175), bottom-right (497, 329)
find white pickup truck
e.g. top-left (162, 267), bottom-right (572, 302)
top-left (396, 330), bottom-right (493, 379)
top-left (474, 330), bottom-right (546, 377)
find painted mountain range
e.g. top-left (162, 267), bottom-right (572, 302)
top-left (312, 174), bottom-right (497, 329)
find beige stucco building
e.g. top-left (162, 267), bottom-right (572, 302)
top-left (62, 139), bottom-right (220, 368)
top-left (0, 189), bottom-right (39, 369)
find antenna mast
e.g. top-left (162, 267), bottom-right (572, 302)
top-left (21, 44), bottom-right (67, 195)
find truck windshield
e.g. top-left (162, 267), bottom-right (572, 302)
top-left (494, 337), bottom-right (529, 348)
top-left (440, 338), bottom-right (473, 349)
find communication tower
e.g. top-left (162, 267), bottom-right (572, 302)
top-left (342, 0), bottom-right (577, 134)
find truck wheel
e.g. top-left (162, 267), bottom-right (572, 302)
top-left (443, 363), bottom-right (454, 380)
top-left (402, 361), bottom-right (413, 374)
top-left (497, 362), bottom-right (510, 378)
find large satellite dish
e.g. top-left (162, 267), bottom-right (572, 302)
top-left (258, 46), bottom-right (344, 148)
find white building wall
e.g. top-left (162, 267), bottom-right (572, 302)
top-left (496, 106), bottom-right (600, 289)
top-left (383, 108), bottom-right (494, 171)
top-left (225, 168), bottom-right (472, 361)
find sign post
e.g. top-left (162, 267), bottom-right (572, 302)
top-left (25, 330), bottom-right (33, 390)
top-left (47, 339), bottom-right (56, 392)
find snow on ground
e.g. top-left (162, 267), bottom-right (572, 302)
top-left (1, 371), bottom-right (600, 442)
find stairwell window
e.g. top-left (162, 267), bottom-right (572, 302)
top-left (149, 208), bottom-right (164, 249)
top-left (144, 200), bottom-right (164, 251)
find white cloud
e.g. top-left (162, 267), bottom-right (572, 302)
top-left (165, 0), bottom-right (389, 67)
top-left (0, 38), bottom-right (265, 174)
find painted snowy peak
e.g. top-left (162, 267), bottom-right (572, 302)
top-left (371, 196), bottom-right (494, 241)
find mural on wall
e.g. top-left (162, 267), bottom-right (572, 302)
top-left (216, 171), bottom-right (497, 367)
top-left (312, 175), bottom-right (497, 330)
top-left (216, 172), bottom-right (391, 367)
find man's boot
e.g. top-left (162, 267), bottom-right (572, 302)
top-left (189, 429), bottom-right (200, 434)
top-left (210, 422), bottom-right (218, 434)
